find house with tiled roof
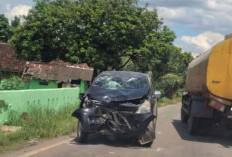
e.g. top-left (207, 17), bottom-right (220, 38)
top-left (0, 43), bottom-right (94, 90)
top-left (22, 61), bottom-right (94, 90)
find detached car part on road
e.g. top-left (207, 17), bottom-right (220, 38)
top-left (72, 71), bottom-right (161, 146)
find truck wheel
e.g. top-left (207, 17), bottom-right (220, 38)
top-left (199, 118), bottom-right (212, 135)
top-left (76, 121), bottom-right (88, 143)
top-left (227, 125), bottom-right (232, 130)
top-left (226, 119), bottom-right (232, 130)
top-left (181, 109), bottom-right (188, 123)
top-left (188, 114), bottom-right (199, 135)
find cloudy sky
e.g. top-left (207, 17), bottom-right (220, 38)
top-left (0, 0), bottom-right (230, 55)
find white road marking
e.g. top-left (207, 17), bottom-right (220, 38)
top-left (156, 148), bottom-right (163, 152)
top-left (66, 141), bottom-right (77, 145)
top-left (109, 152), bottom-right (115, 154)
top-left (17, 139), bottom-right (72, 157)
top-left (139, 149), bottom-right (156, 152)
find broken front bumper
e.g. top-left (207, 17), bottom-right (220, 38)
top-left (72, 107), bottom-right (155, 136)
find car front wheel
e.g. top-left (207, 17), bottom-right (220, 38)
top-left (139, 119), bottom-right (156, 147)
top-left (76, 121), bottom-right (89, 143)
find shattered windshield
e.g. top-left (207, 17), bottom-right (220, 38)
top-left (92, 72), bottom-right (149, 90)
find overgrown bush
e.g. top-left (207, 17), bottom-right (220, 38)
top-left (156, 73), bottom-right (183, 99)
top-left (0, 76), bottom-right (25, 90)
top-left (0, 104), bottom-right (78, 153)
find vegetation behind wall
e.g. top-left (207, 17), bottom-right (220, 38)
top-left (0, 103), bottom-right (78, 153)
top-left (0, 76), bottom-right (25, 90)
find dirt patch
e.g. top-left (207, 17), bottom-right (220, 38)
top-left (0, 125), bottom-right (22, 134)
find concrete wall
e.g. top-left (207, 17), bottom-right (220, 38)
top-left (0, 88), bottom-right (80, 125)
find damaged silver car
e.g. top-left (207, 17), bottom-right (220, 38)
top-left (72, 71), bottom-right (161, 147)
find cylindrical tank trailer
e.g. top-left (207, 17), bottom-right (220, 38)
top-left (181, 34), bottom-right (232, 135)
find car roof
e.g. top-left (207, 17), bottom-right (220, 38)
top-left (99, 71), bottom-right (149, 78)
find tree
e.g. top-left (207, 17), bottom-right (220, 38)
top-left (11, 16), bottom-right (21, 27)
top-left (127, 31), bottom-right (193, 79)
top-left (9, 0), bottom-right (178, 74)
top-left (166, 50), bottom-right (194, 77)
top-left (156, 73), bottom-right (183, 99)
top-left (0, 14), bottom-right (10, 42)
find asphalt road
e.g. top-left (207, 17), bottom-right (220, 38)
top-left (2, 104), bottom-right (232, 157)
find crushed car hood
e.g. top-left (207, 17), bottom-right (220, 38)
top-left (86, 86), bottom-right (149, 103)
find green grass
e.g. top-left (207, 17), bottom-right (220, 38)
top-left (158, 97), bottom-right (181, 107)
top-left (0, 104), bottom-right (79, 153)
top-left (0, 97), bottom-right (181, 153)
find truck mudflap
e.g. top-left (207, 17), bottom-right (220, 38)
top-left (190, 96), bottom-right (214, 118)
top-left (72, 107), bottom-right (156, 140)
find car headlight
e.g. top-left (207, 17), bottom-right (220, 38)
top-left (136, 100), bottom-right (151, 114)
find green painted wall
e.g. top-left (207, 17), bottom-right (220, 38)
top-left (80, 80), bottom-right (88, 94)
top-left (25, 79), bottom-right (58, 89)
top-left (0, 100), bottom-right (9, 126)
top-left (0, 88), bottom-right (80, 125)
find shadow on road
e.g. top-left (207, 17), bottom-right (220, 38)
top-left (172, 120), bottom-right (232, 148)
top-left (72, 134), bottom-right (150, 149)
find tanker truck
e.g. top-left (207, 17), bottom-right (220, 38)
top-left (181, 34), bottom-right (232, 135)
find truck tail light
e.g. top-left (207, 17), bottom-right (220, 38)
top-left (209, 100), bottom-right (226, 112)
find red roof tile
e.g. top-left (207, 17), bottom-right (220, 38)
top-left (0, 43), bottom-right (26, 72)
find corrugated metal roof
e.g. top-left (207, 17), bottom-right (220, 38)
top-left (23, 61), bottom-right (94, 82)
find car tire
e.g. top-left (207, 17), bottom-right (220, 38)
top-left (139, 119), bottom-right (156, 147)
top-left (181, 109), bottom-right (188, 123)
top-left (76, 121), bottom-right (88, 143)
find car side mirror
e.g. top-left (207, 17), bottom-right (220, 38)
top-left (154, 90), bottom-right (162, 98)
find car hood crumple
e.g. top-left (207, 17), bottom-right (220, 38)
top-left (86, 86), bottom-right (150, 103)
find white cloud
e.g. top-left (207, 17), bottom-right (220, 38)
top-left (140, 0), bottom-right (232, 54)
top-left (175, 32), bottom-right (224, 55)
top-left (181, 32), bottom-right (224, 50)
top-left (5, 5), bottom-right (32, 20)
top-left (139, 0), bottom-right (232, 34)
top-left (6, 3), bottom-right (11, 11)
top-left (156, 6), bottom-right (232, 34)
